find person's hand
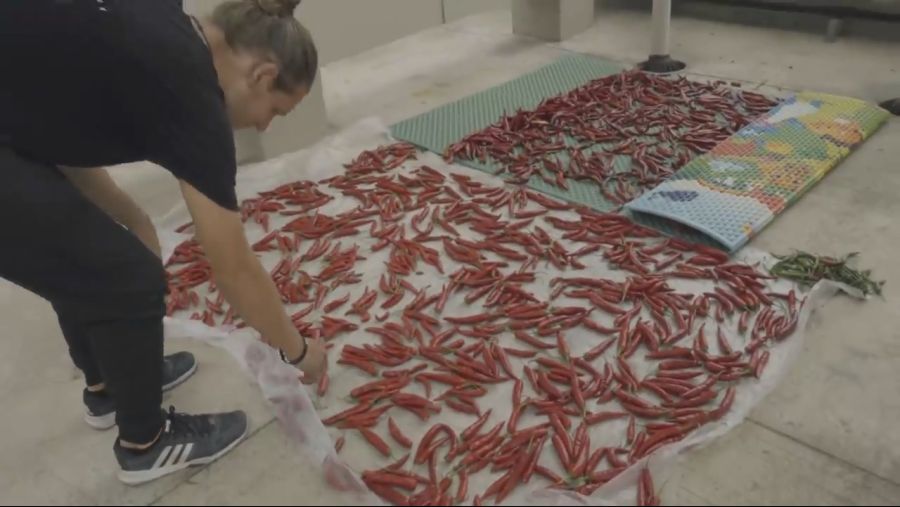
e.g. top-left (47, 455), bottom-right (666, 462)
top-left (296, 337), bottom-right (327, 385)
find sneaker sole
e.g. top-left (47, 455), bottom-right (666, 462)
top-left (162, 360), bottom-right (198, 393)
top-left (84, 411), bottom-right (117, 431)
top-left (117, 425), bottom-right (249, 486)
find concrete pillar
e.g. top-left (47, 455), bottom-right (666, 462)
top-left (257, 77), bottom-right (330, 161)
top-left (183, 0), bottom-right (330, 163)
top-left (512, 0), bottom-right (595, 42)
top-left (233, 130), bottom-right (264, 165)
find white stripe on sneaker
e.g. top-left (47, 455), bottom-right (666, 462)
top-left (152, 446), bottom-right (174, 470)
top-left (117, 422), bottom-right (249, 486)
top-left (165, 444), bottom-right (184, 468)
top-left (178, 443), bottom-right (194, 465)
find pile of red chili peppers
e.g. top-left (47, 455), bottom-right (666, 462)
top-left (165, 142), bottom-right (801, 506)
top-left (444, 71), bottom-right (781, 205)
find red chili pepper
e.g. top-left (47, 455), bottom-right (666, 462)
top-left (665, 389), bottom-right (718, 409)
top-left (617, 356), bottom-right (640, 391)
top-left (638, 468), bottom-right (657, 506)
top-left (622, 403), bottom-right (669, 419)
top-left (694, 323), bottom-right (709, 353)
top-left (585, 411), bottom-right (629, 425)
top-left (455, 469), bottom-right (469, 504)
top-left (656, 369), bottom-right (703, 381)
top-left (614, 388), bottom-right (654, 409)
top-left (368, 484), bottom-right (410, 506)
top-left (514, 331), bottom-right (556, 350)
top-left (659, 359), bottom-right (702, 370)
top-left (503, 347), bottom-right (536, 359)
top-left (717, 325), bottom-right (733, 355)
top-left (359, 428), bottom-right (392, 457)
top-left (627, 416), bottom-right (637, 444)
top-left (646, 347), bottom-right (694, 360)
top-left (754, 351), bottom-right (771, 378)
top-left (556, 331), bottom-right (572, 361)
top-left (388, 417), bottom-right (412, 449)
top-left (362, 470), bottom-right (418, 491)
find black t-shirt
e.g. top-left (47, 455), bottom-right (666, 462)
top-left (0, 0), bottom-right (239, 210)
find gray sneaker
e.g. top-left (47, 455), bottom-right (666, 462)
top-left (84, 352), bottom-right (198, 431)
top-left (880, 98), bottom-right (900, 116)
top-left (114, 407), bottom-right (248, 486)
top-left (161, 351), bottom-right (198, 392)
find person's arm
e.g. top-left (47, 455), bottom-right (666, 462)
top-left (132, 43), bottom-right (325, 381)
top-left (179, 180), bottom-right (326, 384)
top-left (59, 166), bottom-right (161, 258)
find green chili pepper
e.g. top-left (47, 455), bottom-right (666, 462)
top-left (770, 251), bottom-right (884, 296)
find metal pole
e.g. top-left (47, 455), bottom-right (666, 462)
top-left (650, 0), bottom-right (671, 56)
top-left (639, 0), bottom-right (686, 73)
top-left (825, 17), bottom-right (843, 42)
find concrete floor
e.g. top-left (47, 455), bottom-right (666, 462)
top-left (2, 8), bottom-right (899, 506)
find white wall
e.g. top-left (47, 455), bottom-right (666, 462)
top-left (187, 0), bottom-right (446, 65)
top-left (443, 0), bottom-right (512, 22)
top-left (183, 0), bottom-right (267, 163)
top-left (180, 0), bottom-right (519, 160)
top-left (297, 0), bottom-right (444, 64)
top-left (183, 0), bottom-right (448, 160)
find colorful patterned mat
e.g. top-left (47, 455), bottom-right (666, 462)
top-left (626, 92), bottom-right (891, 252)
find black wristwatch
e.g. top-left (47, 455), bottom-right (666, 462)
top-left (280, 339), bottom-right (308, 366)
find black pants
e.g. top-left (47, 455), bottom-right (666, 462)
top-left (0, 147), bottom-right (165, 444)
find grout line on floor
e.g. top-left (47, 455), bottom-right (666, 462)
top-left (746, 417), bottom-right (900, 489)
top-left (146, 417), bottom-right (279, 506)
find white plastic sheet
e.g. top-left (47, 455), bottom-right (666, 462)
top-left (158, 118), bottom-right (836, 506)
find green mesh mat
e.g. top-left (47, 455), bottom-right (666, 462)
top-left (391, 54), bottom-right (626, 211)
top-left (391, 56), bottom-right (889, 252)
